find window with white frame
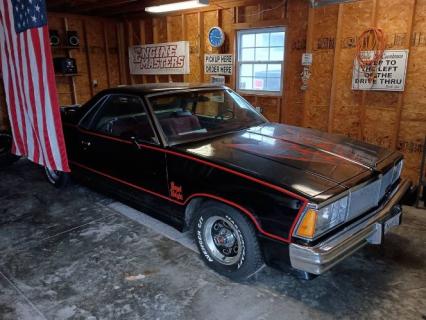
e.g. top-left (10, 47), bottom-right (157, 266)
top-left (237, 27), bottom-right (285, 93)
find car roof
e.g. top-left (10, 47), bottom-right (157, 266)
top-left (101, 83), bottom-right (228, 96)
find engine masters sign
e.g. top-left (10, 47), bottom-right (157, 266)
top-left (352, 50), bottom-right (409, 91)
top-left (129, 41), bottom-right (190, 75)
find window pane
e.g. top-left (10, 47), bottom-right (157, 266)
top-left (270, 47), bottom-right (284, 61)
top-left (91, 95), bottom-right (156, 142)
top-left (240, 64), bottom-right (253, 77)
top-left (239, 77), bottom-right (253, 90)
top-left (253, 78), bottom-right (266, 90)
top-left (254, 64), bottom-right (267, 78)
top-left (255, 48), bottom-right (269, 61)
top-left (267, 64), bottom-right (282, 77)
top-left (256, 33), bottom-right (269, 47)
top-left (241, 34), bottom-right (255, 47)
top-left (241, 48), bottom-right (255, 61)
top-left (270, 32), bottom-right (285, 46)
top-left (266, 78), bottom-right (281, 91)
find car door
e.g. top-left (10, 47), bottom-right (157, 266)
top-left (73, 93), bottom-right (169, 201)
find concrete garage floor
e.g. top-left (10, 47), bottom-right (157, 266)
top-left (0, 160), bottom-right (425, 320)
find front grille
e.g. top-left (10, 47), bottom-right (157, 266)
top-left (346, 161), bottom-right (402, 221)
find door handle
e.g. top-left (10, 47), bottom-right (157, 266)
top-left (81, 140), bottom-right (91, 147)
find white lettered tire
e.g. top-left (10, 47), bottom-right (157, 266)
top-left (193, 201), bottom-right (264, 280)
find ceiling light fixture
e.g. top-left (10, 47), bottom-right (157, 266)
top-left (145, 0), bottom-right (208, 13)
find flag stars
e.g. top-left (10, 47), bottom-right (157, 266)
top-left (31, 15), bottom-right (37, 22)
top-left (35, 4), bottom-right (40, 12)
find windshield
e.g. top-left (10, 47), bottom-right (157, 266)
top-left (147, 89), bottom-right (267, 145)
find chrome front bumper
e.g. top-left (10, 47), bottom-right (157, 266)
top-left (289, 179), bottom-right (411, 275)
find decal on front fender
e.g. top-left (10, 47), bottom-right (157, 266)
top-left (170, 181), bottom-right (183, 200)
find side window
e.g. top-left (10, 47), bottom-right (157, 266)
top-left (89, 95), bottom-right (157, 143)
top-left (79, 95), bottom-right (108, 129)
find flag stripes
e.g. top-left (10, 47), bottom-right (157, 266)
top-left (0, 0), bottom-right (69, 172)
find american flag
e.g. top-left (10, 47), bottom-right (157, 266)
top-left (0, 0), bottom-right (69, 172)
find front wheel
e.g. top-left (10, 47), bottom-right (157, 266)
top-left (44, 166), bottom-right (69, 188)
top-left (193, 202), bottom-right (264, 281)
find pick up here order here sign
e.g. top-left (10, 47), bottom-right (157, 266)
top-left (129, 41), bottom-right (190, 75)
top-left (204, 54), bottom-right (233, 75)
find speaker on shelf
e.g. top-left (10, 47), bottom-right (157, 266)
top-left (49, 30), bottom-right (60, 47)
top-left (66, 31), bottom-right (80, 47)
top-left (53, 57), bottom-right (78, 75)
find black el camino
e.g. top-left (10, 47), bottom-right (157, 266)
top-left (44, 83), bottom-right (410, 280)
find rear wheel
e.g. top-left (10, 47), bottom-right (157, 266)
top-left (193, 201), bottom-right (264, 280)
top-left (0, 132), bottom-right (20, 167)
top-left (44, 167), bottom-right (69, 188)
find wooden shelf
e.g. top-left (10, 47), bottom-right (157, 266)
top-left (55, 73), bottom-right (79, 77)
top-left (51, 46), bottom-right (80, 50)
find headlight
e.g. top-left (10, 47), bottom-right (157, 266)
top-left (392, 160), bottom-right (403, 183)
top-left (295, 196), bottom-right (349, 239)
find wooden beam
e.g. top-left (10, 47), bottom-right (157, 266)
top-left (392, 0), bottom-right (417, 150)
top-left (139, 20), bottom-right (148, 83)
top-left (358, 0), bottom-right (378, 140)
top-left (166, 16), bottom-right (173, 83)
top-left (103, 21), bottom-right (111, 88)
top-left (182, 13), bottom-right (188, 83)
top-left (63, 17), bottom-right (78, 104)
top-left (82, 20), bottom-right (94, 97)
top-left (127, 21), bottom-right (136, 85)
top-left (198, 12), bottom-right (205, 83)
top-left (302, 6), bottom-right (315, 127)
top-left (327, 4), bottom-right (343, 133)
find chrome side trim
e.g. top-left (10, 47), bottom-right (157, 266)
top-left (289, 179), bottom-right (411, 275)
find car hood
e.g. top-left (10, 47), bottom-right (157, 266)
top-left (174, 123), bottom-right (397, 199)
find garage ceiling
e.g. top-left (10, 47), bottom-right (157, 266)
top-left (47, 0), bottom-right (178, 17)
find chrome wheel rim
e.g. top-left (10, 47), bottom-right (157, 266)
top-left (45, 167), bottom-right (60, 184)
top-left (203, 216), bottom-right (242, 265)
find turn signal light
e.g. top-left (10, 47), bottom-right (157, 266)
top-left (296, 209), bottom-right (317, 238)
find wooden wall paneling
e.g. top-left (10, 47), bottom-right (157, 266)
top-left (203, 10), bottom-right (220, 83)
top-left (327, 4), bottom-right (343, 133)
top-left (48, 15), bottom-right (72, 105)
top-left (139, 20), bottom-right (148, 84)
top-left (167, 15), bottom-right (185, 83)
top-left (198, 12), bottom-right (205, 83)
top-left (362, 0), bottom-right (415, 149)
top-left (116, 23), bottom-right (128, 85)
top-left (220, 7), bottom-right (235, 88)
top-left (62, 16), bottom-right (89, 103)
top-left (301, 6), bottom-right (314, 128)
top-left (152, 17), bottom-right (169, 83)
top-left (261, 0), bottom-right (287, 21)
top-left (82, 20), bottom-right (95, 97)
top-left (184, 13), bottom-right (201, 83)
top-left (397, 0), bottom-right (426, 182)
top-left (391, 0), bottom-right (417, 149)
top-left (106, 22), bottom-right (120, 87)
top-left (182, 14), bottom-right (188, 83)
top-left (87, 18), bottom-right (111, 95)
top-left (331, 0), bottom-right (373, 139)
top-left (63, 17), bottom-right (78, 104)
top-left (127, 21), bottom-right (136, 85)
top-left (103, 22), bottom-right (112, 88)
top-left (303, 5), bottom-right (339, 131)
top-left (282, 0), bottom-right (309, 126)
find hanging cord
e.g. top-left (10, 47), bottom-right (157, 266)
top-left (216, 0), bottom-right (287, 20)
top-left (355, 28), bottom-right (386, 83)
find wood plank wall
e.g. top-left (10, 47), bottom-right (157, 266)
top-left (303, 0), bottom-right (426, 183)
top-left (121, 0), bottom-right (309, 124)
top-left (47, 12), bottom-right (121, 106)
